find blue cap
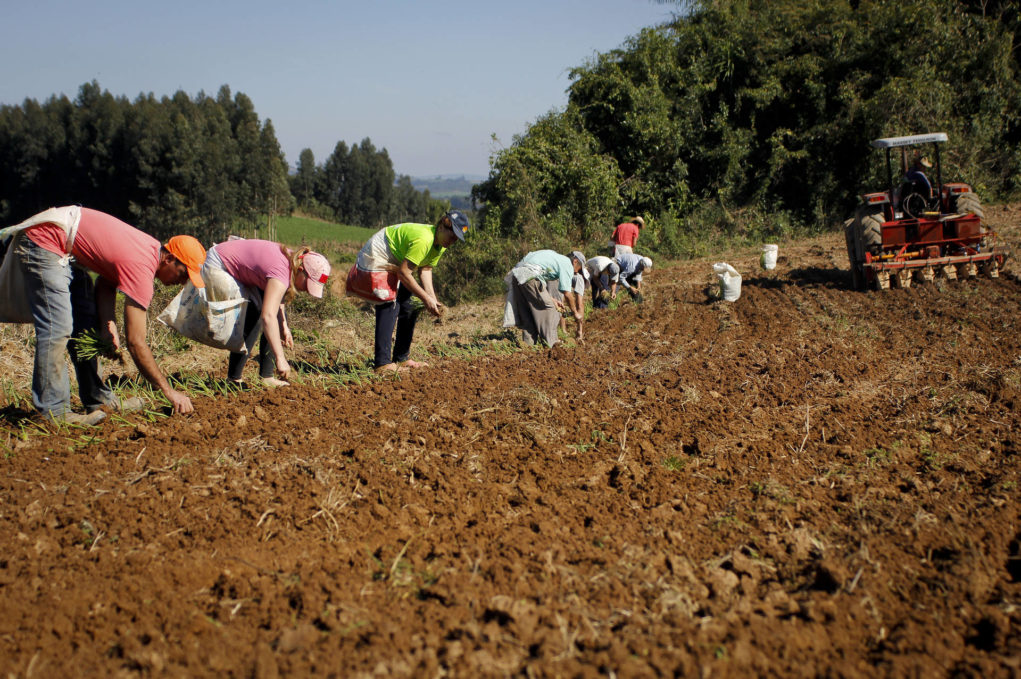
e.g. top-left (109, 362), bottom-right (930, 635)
top-left (446, 210), bottom-right (471, 240)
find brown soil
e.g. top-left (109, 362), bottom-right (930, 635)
top-left (2, 208), bottom-right (1021, 677)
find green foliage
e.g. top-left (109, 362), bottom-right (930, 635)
top-left (439, 227), bottom-right (525, 304)
top-left (321, 138), bottom-right (396, 227)
top-left (290, 148), bottom-right (321, 206)
top-left (71, 329), bottom-right (119, 362)
top-left (568, 0), bottom-right (1021, 224)
top-left (474, 108), bottom-right (621, 246)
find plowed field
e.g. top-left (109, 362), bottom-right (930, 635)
top-left (2, 208), bottom-right (1020, 677)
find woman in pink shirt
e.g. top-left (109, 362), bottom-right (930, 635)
top-left (200, 239), bottom-right (331, 387)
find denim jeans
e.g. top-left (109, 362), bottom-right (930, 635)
top-left (15, 237), bottom-right (113, 416)
top-left (374, 283), bottom-right (419, 367)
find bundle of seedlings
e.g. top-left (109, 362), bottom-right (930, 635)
top-left (73, 329), bottom-right (127, 364)
top-left (409, 296), bottom-right (444, 324)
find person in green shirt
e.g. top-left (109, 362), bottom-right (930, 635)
top-left (353, 210), bottom-right (470, 372)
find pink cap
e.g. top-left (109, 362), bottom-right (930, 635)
top-left (301, 252), bottom-right (331, 298)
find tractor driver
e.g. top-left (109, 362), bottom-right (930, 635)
top-left (905, 154), bottom-right (933, 196)
top-left (901, 153), bottom-right (934, 217)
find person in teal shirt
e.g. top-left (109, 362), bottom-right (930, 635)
top-left (502, 249), bottom-right (585, 347)
top-left (353, 210), bottom-right (470, 372)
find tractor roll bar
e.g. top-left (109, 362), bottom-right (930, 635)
top-left (871, 133), bottom-right (948, 148)
top-left (875, 132), bottom-right (948, 205)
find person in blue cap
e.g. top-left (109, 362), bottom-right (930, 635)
top-left (350, 210), bottom-right (471, 372)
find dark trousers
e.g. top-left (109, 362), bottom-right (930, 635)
top-left (67, 267), bottom-right (116, 411)
top-left (374, 284), bottom-right (418, 367)
top-left (227, 305), bottom-right (275, 381)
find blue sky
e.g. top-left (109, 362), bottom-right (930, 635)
top-left (0, 1), bottom-right (677, 178)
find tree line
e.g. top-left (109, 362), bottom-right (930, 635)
top-left (0, 82), bottom-right (292, 245)
top-left (290, 141), bottom-right (449, 228)
top-left (0, 82), bottom-right (444, 245)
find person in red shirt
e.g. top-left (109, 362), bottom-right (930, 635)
top-left (1, 206), bottom-right (205, 424)
top-left (609, 216), bottom-right (644, 257)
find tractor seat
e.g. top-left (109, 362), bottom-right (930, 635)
top-left (900, 177), bottom-right (935, 218)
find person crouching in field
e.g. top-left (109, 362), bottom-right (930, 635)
top-left (503, 250), bottom-right (585, 347)
top-left (548, 251), bottom-right (589, 336)
top-left (201, 239), bottom-right (331, 388)
top-left (347, 211), bottom-right (469, 373)
top-left (615, 252), bottom-right (652, 303)
top-left (0, 206), bottom-right (205, 423)
top-left (585, 255), bottom-right (621, 309)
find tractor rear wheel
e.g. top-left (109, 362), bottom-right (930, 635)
top-left (860, 214), bottom-right (883, 255)
top-left (957, 192), bottom-right (984, 219)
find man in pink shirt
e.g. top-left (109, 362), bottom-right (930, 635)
top-left (3, 207), bottom-right (205, 423)
top-left (609, 216), bottom-right (644, 257)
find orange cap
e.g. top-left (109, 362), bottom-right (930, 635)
top-left (165, 235), bottom-right (206, 288)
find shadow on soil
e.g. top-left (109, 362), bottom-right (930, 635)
top-left (744, 266), bottom-right (851, 290)
top-left (0, 405), bottom-right (40, 429)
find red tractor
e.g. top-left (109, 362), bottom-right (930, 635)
top-left (844, 132), bottom-right (1008, 290)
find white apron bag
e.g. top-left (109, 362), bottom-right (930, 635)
top-left (158, 268), bottom-right (262, 354)
top-left (0, 206), bottom-right (81, 323)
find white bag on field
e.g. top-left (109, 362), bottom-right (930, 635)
top-left (157, 281), bottom-right (252, 353)
top-left (760, 244), bottom-right (779, 270)
top-left (713, 262), bottom-right (742, 302)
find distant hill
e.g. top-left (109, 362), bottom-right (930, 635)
top-left (409, 174), bottom-right (484, 211)
top-left (409, 175), bottom-right (483, 196)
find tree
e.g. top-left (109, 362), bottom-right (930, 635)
top-left (474, 108), bottom-right (621, 246)
top-left (319, 137), bottom-right (397, 227)
top-left (291, 148), bottom-right (321, 208)
top-left (475, 0), bottom-right (1021, 253)
top-left (390, 174), bottom-right (429, 223)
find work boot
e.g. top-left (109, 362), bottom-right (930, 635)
top-left (87, 396), bottom-right (146, 413)
top-left (50, 410), bottom-right (107, 426)
top-left (116, 397), bottom-right (146, 411)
